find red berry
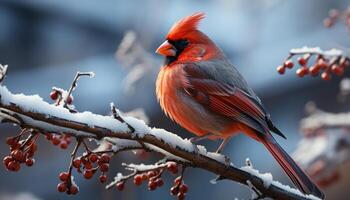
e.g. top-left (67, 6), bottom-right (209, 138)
top-left (156, 178), bottom-right (164, 187)
top-left (141, 173), bottom-right (148, 181)
top-left (52, 137), bottom-right (60, 146)
top-left (83, 170), bottom-right (94, 179)
top-left (66, 96), bottom-right (73, 104)
top-left (276, 65), bottom-right (285, 74)
top-left (59, 172), bottom-right (69, 181)
top-left (100, 153), bottom-right (110, 163)
top-left (57, 182), bottom-right (67, 193)
top-left (45, 133), bottom-right (53, 140)
top-left (70, 185), bottom-right (79, 195)
top-left (321, 72), bottom-right (331, 81)
top-left (11, 150), bottom-right (24, 161)
top-left (7, 161), bottom-right (20, 172)
top-left (317, 59), bottom-right (328, 69)
top-left (25, 158), bottom-right (34, 167)
top-left (284, 60), bottom-right (294, 69)
top-left (60, 141), bottom-right (68, 149)
top-left (73, 159), bottom-right (81, 168)
top-left (3, 156), bottom-right (13, 166)
top-left (170, 186), bottom-right (179, 195)
top-left (331, 64), bottom-right (344, 76)
top-left (134, 175), bottom-right (143, 186)
top-left (50, 91), bottom-right (59, 100)
top-left (99, 163), bottom-right (109, 172)
top-left (179, 184), bottom-right (188, 193)
top-left (148, 181), bottom-right (157, 191)
top-left (296, 67), bottom-right (308, 77)
top-left (84, 162), bottom-right (93, 170)
top-left (309, 65), bottom-right (319, 76)
top-left (116, 182), bottom-right (125, 191)
top-left (89, 154), bottom-right (98, 163)
top-left (99, 175), bottom-right (107, 183)
top-left (167, 162), bottom-right (178, 174)
top-left (147, 171), bottom-right (156, 178)
top-left (298, 57), bottom-right (307, 66)
top-left (6, 137), bottom-right (15, 145)
top-left (174, 176), bottom-right (182, 185)
top-left (178, 192), bottom-right (186, 200)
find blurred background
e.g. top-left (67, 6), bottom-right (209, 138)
top-left (0, 0), bottom-right (349, 199)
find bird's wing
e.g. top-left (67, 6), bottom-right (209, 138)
top-left (182, 62), bottom-right (270, 135)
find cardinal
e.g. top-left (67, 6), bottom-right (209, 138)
top-left (155, 12), bottom-right (324, 198)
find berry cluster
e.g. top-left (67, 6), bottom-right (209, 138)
top-left (45, 133), bottom-right (71, 149)
top-left (73, 153), bottom-right (111, 182)
top-left (277, 49), bottom-right (350, 80)
top-left (50, 88), bottom-right (73, 106)
top-left (170, 176), bottom-right (189, 200)
top-left (323, 7), bottom-right (350, 30)
top-left (57, 172), bottom-right (79, 195)
top-left (3, 132), bottom-right (37, 171)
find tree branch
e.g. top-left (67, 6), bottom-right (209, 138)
top-left (0, 86), bottom-right (322, 200)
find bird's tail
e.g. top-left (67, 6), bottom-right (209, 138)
top-left (260, 134), bottom-right (324, 199)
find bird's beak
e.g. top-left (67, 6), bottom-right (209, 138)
top-left (156, 40), bottom-right (176, 57)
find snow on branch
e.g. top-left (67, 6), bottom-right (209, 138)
top-left (0, 65), bottom-right (320, 200)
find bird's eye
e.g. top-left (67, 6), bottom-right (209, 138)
top-left (174, 39), bottom-right (189, 50)
top-left (168, 39), bottom-right (189, 51)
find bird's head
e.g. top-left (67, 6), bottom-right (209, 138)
top-left (156, 12), bottom-right (222, 65)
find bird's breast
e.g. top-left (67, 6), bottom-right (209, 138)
top-left (156, 65), bottom-right (231, 137)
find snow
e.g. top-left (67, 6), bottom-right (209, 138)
top-left (0, 85), bottom-right (323, 199)
top-left (272, 181), bottom-right (320, 200)
top-left (240, 165), bottom-right (273, 188)
top-left (241, 164), bottom-right (321, 200)
top-left (0, 85), bottom-right (129, 133)
top-left (290, 46), bottom-right (343, 57)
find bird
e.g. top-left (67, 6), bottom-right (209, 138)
top-left (155, 12), bottom-right (324, 198)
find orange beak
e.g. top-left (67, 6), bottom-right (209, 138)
top-left (155, 40), bottom-right (176, 57)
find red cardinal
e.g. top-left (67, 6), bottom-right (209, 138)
top-left (155, 12), bottom-right (324, 198)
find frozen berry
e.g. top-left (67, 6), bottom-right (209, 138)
top-left (277, 65), bottom-right (285, 74)
top-left (83, 170), bottom-right (94, 179)
top-left (60, 141), bottom-right (68, 149)
top-left (89, 154), bottom-right (98, 163)
top-left (3, 156), bottom-right (13, 166)
top-left (57, 182), bottom-right (67, 193)
top-left (156, 178), bottom-right (164, 187)
top-left (116, 182), bottom-right (125, 191)
top-left (170, 186), bottom-right (179, 195)
top-left (99, 163), bottom-right (109, 172)
top-left (99, 175), bottom-right (107, 183)
top-left (73, 159), bottom-right (81, 168)
top-left (284, 60), bottom-right (294, 69)
top-left (178, 192), bottom-right (186, 200)
top-left (70, 185), bottom-right (79, 195)
top-left (50, 91), bottom-right (59, 100)
top-left (179, 184), bottom-right (188, 193)
top-left (321, 72), bottom-right (331, 81)
top-left (25, 158), bottom-right (34, 167)
top-left (134, 175), bottom-right (143, 185)
top-left (100, 154), bottom-right (110, 163)
top-left (148, 181), bottom-right (157, 191)
top-left (167, 162), bottom-right (178, 174)
top-left (59, 172), bottom-right (69, 181)
top-left (11, 149), bottom-right (24, 161)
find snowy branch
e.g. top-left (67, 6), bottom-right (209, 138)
top-left (0, 66), bottom-right (321, 200)
top-left (277, 46), bottom-right (350, 80)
